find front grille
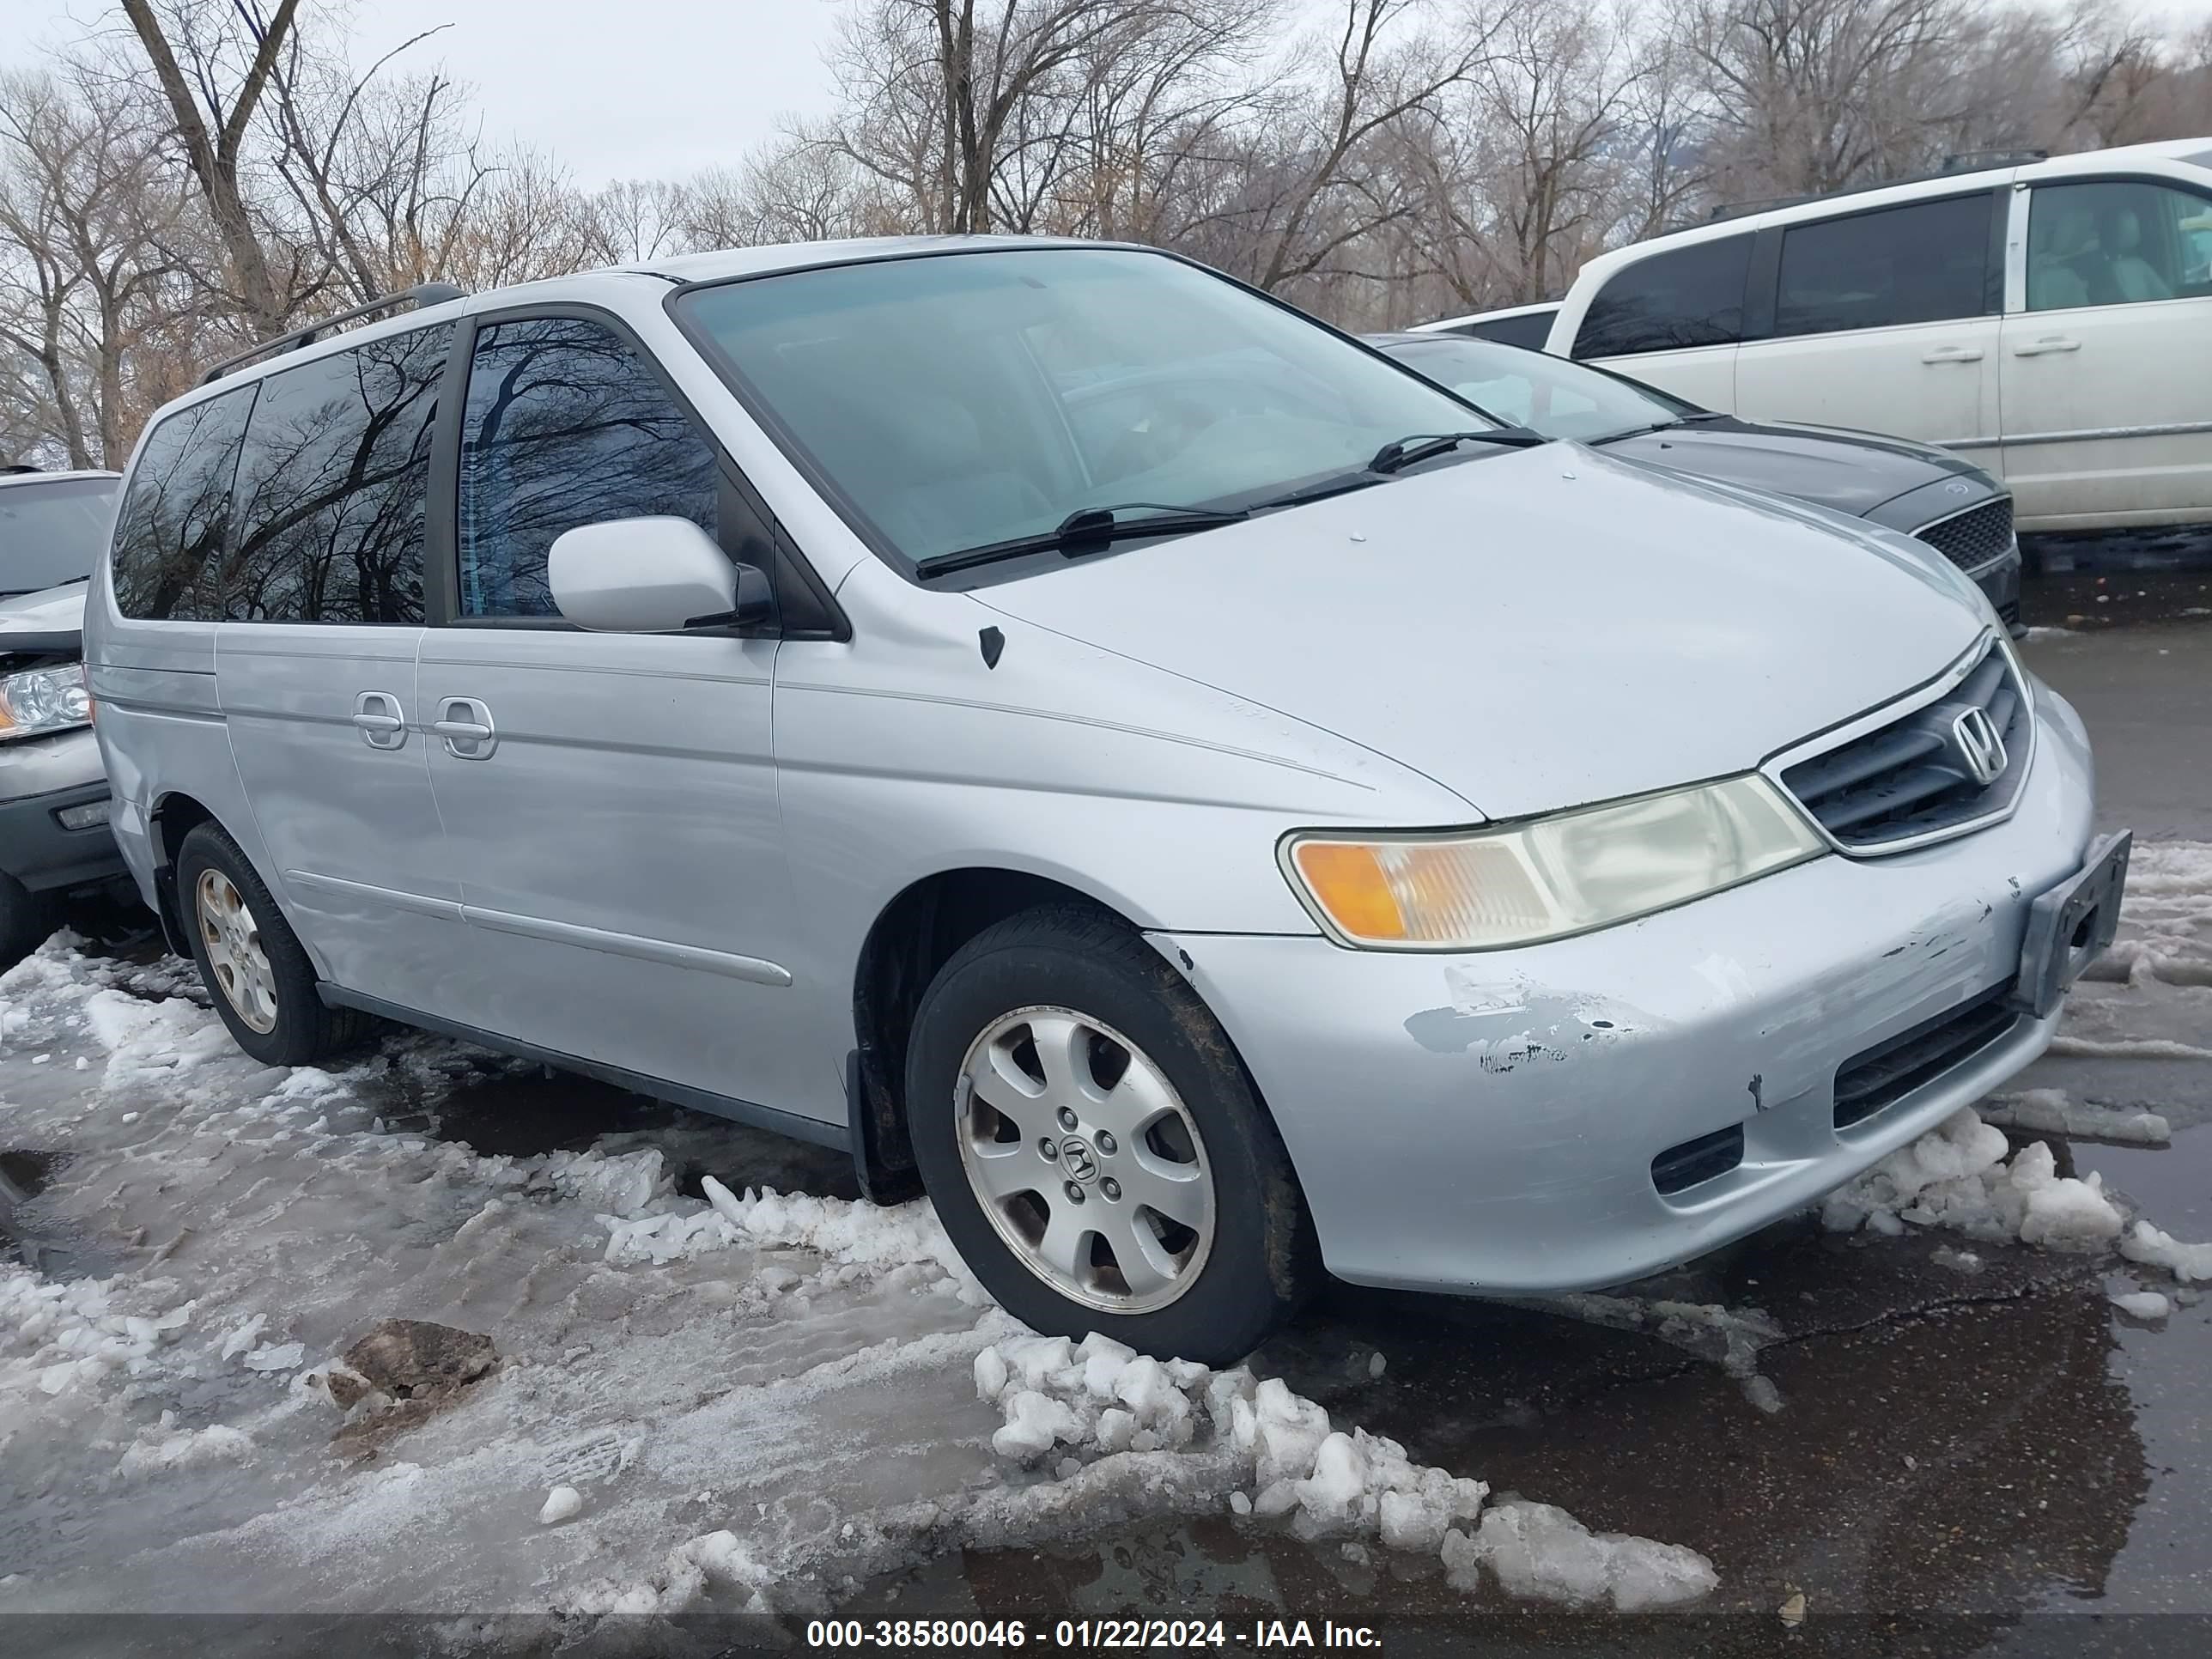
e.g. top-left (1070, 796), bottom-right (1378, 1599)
top-left (1833, 983), bottom-right (2020, 1129)
top-left (1779, 635), bottom-right (2029, 852)
top-left (1651, 1123), bottom-right (1745, 1195)
top-left (1915, 497), bottom-right (2014, 573)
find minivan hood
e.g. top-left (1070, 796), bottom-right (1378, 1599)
top-left (1595, 416), bottom-right (1982, 519)
top-left (971, 446), bottom-right (1986, 821)
top-left (0, 581), bottom-right (88, 655)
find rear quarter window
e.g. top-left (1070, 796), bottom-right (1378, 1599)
top-left (1455, 311), bottom-right (1555, 350)
top-left (1574, 236), bottom-right (1753, 359)
top-left (111, 386), bottom-right (257, 621)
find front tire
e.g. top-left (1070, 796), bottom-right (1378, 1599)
top-left (176, 823), bottom-right (368, 1067)
top-left (906, 905), bottom-right (1316, 1366)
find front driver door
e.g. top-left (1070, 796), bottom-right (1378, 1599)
top-left (417, 311), bottom-right (802, 1114)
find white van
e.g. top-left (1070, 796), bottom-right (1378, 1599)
top-left (1546, 139), bottom-right (2212, 535)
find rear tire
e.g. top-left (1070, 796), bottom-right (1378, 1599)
top-left (906, 904), bottom-right (1317, 1367)
top-left (175, 823), bottom-right (370, 1067)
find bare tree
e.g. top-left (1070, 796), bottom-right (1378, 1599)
top-left (118, 0), bottom-right (301, 328)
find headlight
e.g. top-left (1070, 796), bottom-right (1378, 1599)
top-left (1281, 775), bottom-right (1825, 951)
top-left (0, 662), bottom-right (92, 742)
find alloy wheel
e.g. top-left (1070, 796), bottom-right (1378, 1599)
top-left (955, 1005), bottom-right (1215, 1314)
top-left (196, 869), bottom-right (279, 1034)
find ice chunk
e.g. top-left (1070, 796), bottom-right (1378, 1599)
top-left (1228, 1491), bottom-right (1252, 1516)
top-left (1378, 1488), bottom-right (1451, 1553)
top-left (538, 1486), bottom-right (583, 1525)
top-left (243, 1341), bottom-right (304, 1373)
top-left (219, 1315), bottom-right (268, 1359)
top-left (1368, 1352), bottom-right (1387, 1379)
top-left (992, 1389), bottom-right (1084, 1461)
top-left (1294, 1432), bottom-right (1368, 1529)
top-left (1250, 1376), bottom-right (1331, 1489)
top-left (2121, 1221), bottom-right (2212, 1282)
top-left (2111, 1291), bottom-right (2172, 1320)
top-left (973, 1347), bottom-right (1009, 1402)
top-left (1445, 1500), bottom-right (1717, 1611)
top-left (1979, 1090), bottom-right (2169, 1145)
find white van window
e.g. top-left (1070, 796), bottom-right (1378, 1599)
top-left (110, 386), bottom-right (255, 622)
top-left (1572, 234), bottom-right (1753, 359)
top-left (2027, 179), bottom-right (2212, 310)
top-left (222, 325), bottom-right (447, 624)
top-left (1774, 193), bottom-right (1994, 337)
top-left (456, 318), bottom-right (720, 618)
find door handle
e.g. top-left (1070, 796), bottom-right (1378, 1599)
top-left (351, 690), bottom-right (407, 750)
top-left (1920, 345), bottom-right (1984, 363)
top-left (2013, 336), bottom-right (2081, 356)
top-left (434, 697), bottom-right (497, 759)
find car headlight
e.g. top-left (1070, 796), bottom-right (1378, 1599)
top-left (1281, 775), bottom-right (1826, 951)
top-left (0, 662), bottom-right (92, 742)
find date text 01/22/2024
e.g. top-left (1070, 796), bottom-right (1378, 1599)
top-left (804, 1618), bottom-right (1383, 1650)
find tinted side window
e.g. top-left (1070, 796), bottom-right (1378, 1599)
top-left (1456, 312), bottom-right (1553, 349)
top-left (1573, 236), bottom-right (1752, 359)
top-left (457, 318), bottom-right (720, 618)
top-left (1774, 194), bottom-right (1993, 337)
top-left (2027, 179), bottom-right (2212, 311)
top-left (111, 387), bottom-right (255, 620)
top-left (223, 325), bottom-right (448, 624)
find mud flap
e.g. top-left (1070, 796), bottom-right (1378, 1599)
top-left (847, 1048), bottom-right (923, 1206)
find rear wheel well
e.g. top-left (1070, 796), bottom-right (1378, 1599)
top-left (851, 869), bottom-right (1123, 1200)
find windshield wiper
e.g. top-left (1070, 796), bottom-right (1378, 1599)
top-left (1368, 427), bottom-right (1547, 474)
top-left (917, 502), bottom-right (1250, 577)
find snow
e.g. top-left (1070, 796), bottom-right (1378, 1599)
top-left (966, 1329), bottom-right (1713, 1605)
top-left (1441, 1500), bottom-right (1718, 1612)
top-left (1978, 1089), bottom-right (2169, 1145)
top-left (2110, 1291), bottom-right (2172, 1321)
top-left (116, 1419), bottom-right (254, 1480)
top-left (538, 1486), bottom-right (584, 1525)
top-left (1820, 1109), bottom-right (2124, 1249)
top-left (2119, 1221), bottom-right (2212, 1283)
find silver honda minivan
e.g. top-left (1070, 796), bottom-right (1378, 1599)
top-left (86, 238), bottom-right (2125, 1364)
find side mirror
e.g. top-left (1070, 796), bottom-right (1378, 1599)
top-left (546, 516), bottom-right (773, 634)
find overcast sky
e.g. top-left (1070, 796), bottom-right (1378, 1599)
top-left (3, 0), bottom-right (2210, 191)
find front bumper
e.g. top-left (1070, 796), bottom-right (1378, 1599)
top-left (0, 725), bottom-right (125, 892)
top-left (1155, 688), bottom-right (2100, 1295)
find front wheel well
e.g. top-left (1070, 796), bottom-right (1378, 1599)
top-left (850, 869), bottom-right (1129, 1200)
top-left (147, 792), bottom-right (218, 955)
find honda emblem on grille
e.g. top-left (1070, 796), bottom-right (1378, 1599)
top-left (1950, 706), bottom-right (2008, 786)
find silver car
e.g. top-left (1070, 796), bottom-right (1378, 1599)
top-left (85, 239), bottom-right (2126, 1364)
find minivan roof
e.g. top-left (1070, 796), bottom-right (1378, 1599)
top-left (0, 468), bottom-right (120, 489)
top-left (1566, 136), bottom-right (2212, 294)
top-left (150, 234), bottom-right (1110, 423)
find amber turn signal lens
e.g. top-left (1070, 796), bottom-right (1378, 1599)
top-left (1291, 841), bottom-right (1407, 941)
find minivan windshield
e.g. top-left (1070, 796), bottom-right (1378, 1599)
top-left (675, 248), bottom-right (1503, 573)
top-left (1376, 335), bottom-right (1698, 442)
top-left (0, 475), bottom-right (119, 596)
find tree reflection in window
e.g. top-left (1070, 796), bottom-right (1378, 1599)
top-left (110, 386), bottom-right (255, 621)
top-left (458, 318), bottom-right (720, 618)
top-left (222, 325), bottom-right (448, 624)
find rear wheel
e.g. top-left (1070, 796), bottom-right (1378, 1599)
top-left (176, 823), bottom-right (369, 1066)
top-left (907, 905), bottom-right (1316, 1366)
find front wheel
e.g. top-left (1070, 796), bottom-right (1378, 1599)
top-left (906, 906), bottom-right (1316, 1366)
